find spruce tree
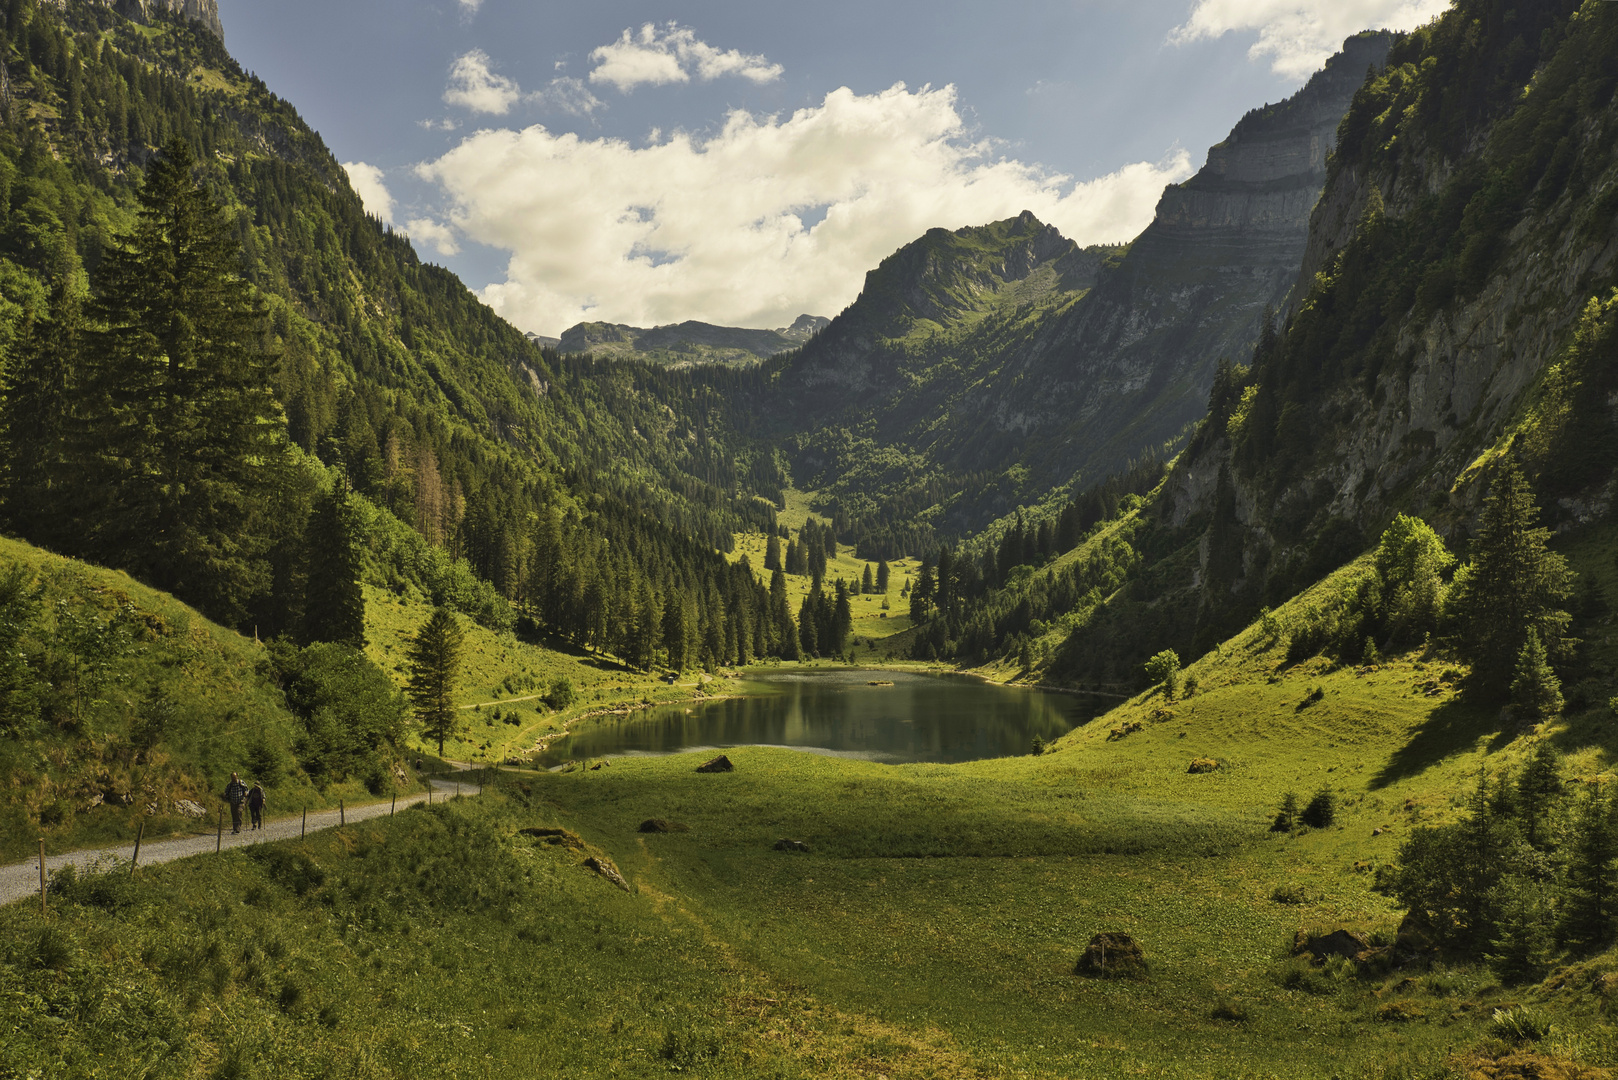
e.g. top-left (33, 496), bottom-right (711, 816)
top-left (406, 607), bottom-right (464, 756)
top-left (1449, 460), bottom-right (1573, 700)
top-left (798, 593), bottom-right (819, 657)
top-left (1510, 629), bottom-right (1563, 722)
top-left (83, 138), bottom-right (283, 624)
top-left (764, 532), bottom-right (781, 572)
top-left (0, 275), bottom-right (80, 551)
top-left (1487, 876), bottom-right (1556, 984)
top-left (1561, 785), bottom-right (1618, 951)
top-left (876, 559), bottom-right (890, 594)
top-left (663, 593), bottom-right (689, 671)
top-left (1517, 741), bottom-right (1564, 852)
top-left (831, 579), bottom-right (852, 656)
top-left (302, 483), bottom-right (365, 647)
top-left (862, 563), bottom-right (873, 595)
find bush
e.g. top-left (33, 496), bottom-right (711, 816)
top-left (1301, 789), bottom-right (1336, 829)
top-left (1488, 1006), bottom-right (1552, 1045)
top-left (1272, 792), bottom-right (1300, 832)
top-left (1144, 650), bottom-right (1180, 696)
top-left (545, 678), bottom-right (576, 711)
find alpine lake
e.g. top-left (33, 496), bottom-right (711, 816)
top-left (535, 669), bottom-right (1097, 767)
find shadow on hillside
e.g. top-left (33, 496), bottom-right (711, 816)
top-left (1547, 704), bottom-right (1618, 766)
top-left (1371, 698), bottom-right (1502, 789)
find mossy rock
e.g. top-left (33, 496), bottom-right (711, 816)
top-left (1074, 932), bottom-right (1148, 980)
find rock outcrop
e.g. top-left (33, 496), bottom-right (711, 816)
top-left (557, 315), bottom-right (827, 367)
top-left (95, 0), bottom-right (224, 43)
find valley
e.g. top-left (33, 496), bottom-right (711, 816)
top-left (3, 0), bottom-right (1618, 1077)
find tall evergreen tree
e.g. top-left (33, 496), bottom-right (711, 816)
top-left (1449, 461), bottom-right (1573, 700)
top-left (861, 563), bottom-right (873, 595)
top-left (405, 606), bottom-right (464, 756)
top-left (876, 559), bottom-right (890, 594)
top-left (1511, 629), bottom-right (1564, 722)
top-left (663, 593), bottom-right (689, 672)
top-left (1561, 785), bottom-right (1618, 950)
top-left (0, 275), bottom-right (79, 550)
top-left (831, 579), bottom-right (852, 656)
top-left (303, 482), bottom-right (365, 647)
top-left (82, 137), bottom-right (284, 624)
top-left (764, 532), bottom-right (781, 572)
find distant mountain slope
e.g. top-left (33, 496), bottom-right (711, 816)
top-left (558, 314), bottom-right (828, 367)
top-left (737, 34), bottom-right (1388, 555)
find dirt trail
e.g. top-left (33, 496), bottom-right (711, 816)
top-left (0, 771), bottom-right (482, 908)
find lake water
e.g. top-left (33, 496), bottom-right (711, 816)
top-left (535, 669), bottom-right (1096, 767)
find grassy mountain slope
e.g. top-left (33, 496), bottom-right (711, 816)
top-left (557, 314), bottom-right (829, 368)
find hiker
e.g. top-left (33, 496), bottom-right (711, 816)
top-left (224, 772), bottom-right (248, 834)
top-left (247, 782), bottom-right (266, 831)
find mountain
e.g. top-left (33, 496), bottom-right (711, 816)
top-left (556, 313), bottom-right (829, 367)
top-left (737, 34), bottom-right (1388, 556)
top-left (101, 0), bottom-right (223, 41)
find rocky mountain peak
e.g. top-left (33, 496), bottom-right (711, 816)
top-left (97, 0), bottom-right (223, 43)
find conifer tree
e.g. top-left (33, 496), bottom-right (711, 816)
top-left (831, 579), bottom-right (852, 656)
top-left (1511, 629), bottom-right (1564, 722)
top-left (406, 606), bottom-right (464, 756)
top-left (0, 275), bottom-right (80, 550)
top-left (1517, 741), bottom-right (1564, 852)
top-left (798, 593), bottom-right (819, 657)
top-left (764, 532), bottom-right (781, 572)
top-left (663, 593), bottom-right (689, 671)
top-left (1487, 876), bottom-right (1556, 984)
top-left (303, 482), bottom-right (365, 647)
top-left (862, 563), bottom-right (873, 595)
top-left (1449, 461), bottom-right (1573, 700)
top-left (876, 559), bottom-right (890, 594)
top-left (82, 138), bottom-right (284, 624)
top-left (1561, 784), bottom-right (1618, 951)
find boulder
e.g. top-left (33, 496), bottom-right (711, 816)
top-left (773, 838), bottom-right (811, 852)
top-left (174, 799), bottom-right (206, 818)
top-left (696, 754), bottom-right (734, 773)
top-left (1187, 757), bottom-right (1219, 774)
top-left (638, 819), bottom-right (689, 833)
top-left (583, 856), bottom-right (630, 892)
top-left (1074, 932), bottom-right (1148, 979)
top-left (1293, 928), bottom-right (1370, 962)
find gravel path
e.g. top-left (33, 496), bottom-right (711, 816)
top-left (0, 772), bottom-right (482, 908)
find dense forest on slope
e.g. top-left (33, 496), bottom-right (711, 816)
top-left (0, 0), bottom-right (799, 672)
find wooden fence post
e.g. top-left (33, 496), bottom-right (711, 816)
top-left (301, 807), bottom-right (307, 839)
top-left (129, 820), bottom-right (145, 877)
top-left (216, 809), bottom-right (223, 853)
top-left (38, 838), bottom-right (46, 918)
top-left (390, 794), bottom-right (396, 816)
top-left (339, 799), bottom-right (345, 826)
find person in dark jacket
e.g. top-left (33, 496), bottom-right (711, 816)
top-left (247, 782), bottom-right (266, 830)
top-left (224, 772), bottom-right (248, 834)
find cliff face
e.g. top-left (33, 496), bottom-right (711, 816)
top-left (101, 0), bottom-right (223, 42)
top-left (557, 316), bottom-right (828, 367)
top-left (989, 32), bottom-right (1394, 485)
top-left (1158, 0), bottom-right (1617, 610)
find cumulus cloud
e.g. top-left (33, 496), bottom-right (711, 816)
top-left (443, 51), bottom-right (603, 118)
top-left (415, 83), bottom-right (1190, 335)
top-left (404, 217), bottom-right (461, 257)
top-left (457, 0), bottom-right (482, 13)
top-left (444, 49), bottom-right (523, 114)
top-left (589, 23), bottom-right (783, 92)
top-left (1172, 0), bottom-right (1448, 79)
top-left (342, 161), bottom-right (394, 224)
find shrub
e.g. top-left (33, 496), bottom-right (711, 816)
top-left (545, 678), bottom-right (576, 711)
top-left (1301, 789), bottom-right (1336, 829)
top-left (1030, 735), bottom-right (1046, 756)
top-left (1143, 650), bottom-right (1181, 696)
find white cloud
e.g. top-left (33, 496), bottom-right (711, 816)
top-left (415, 83), bottom-right (1190, 336)
top-left (588, 23), bottom-right (783, 93)
top-left (532, 76), bottom-right (603, 119)
top-left (341, 161), bottom-right (394, 224)
top-left (419, 117), bottom-right (461, 132)
top-left (404, 217), bottom-right (461, 257)
top-left (444, 49), bottom-right (522, 114)
top-left (457, 0), bottom-right (482, 13)
top-left (1172, 0), bottom-right (1448, 79)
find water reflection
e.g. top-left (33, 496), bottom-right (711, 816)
top-left (536, 669), bottom-right (1094, 766)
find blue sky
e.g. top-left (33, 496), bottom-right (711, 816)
top-left (215, 0), bottom-right (1447, 336)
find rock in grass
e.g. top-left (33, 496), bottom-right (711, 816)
top-left (174, 799), bottom-right (206, 818)
top-left (696, 754), bottom-right (734, 773)
top-left (773, 838), bottom-right (810, 852)
top-left (638, 818), bottom-right (689, 833)
top-left (1293, 928), bottom-right (1371, 962)
top-left (1187, 757), bottom-right (1219, 774)
top-left (583, 856), bottom-right (630, 892)
top-left (1074, 932), bottom-right (1148, 979)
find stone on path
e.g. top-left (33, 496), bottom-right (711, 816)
top-left (696, 755), bottom-right (734, 773)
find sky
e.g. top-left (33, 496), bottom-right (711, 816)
top-left (215, 0), bottom-right (1449, 337)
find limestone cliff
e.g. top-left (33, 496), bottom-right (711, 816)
top-left (99, 0), bottom-right (223, 42)
top-left (993, 31), bottom-right (1394, 486)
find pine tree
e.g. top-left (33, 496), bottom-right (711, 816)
top-left (302, 483), bottom-right (365, 647)
top-left (0, 275), bottom-right (80, 550)
top-left (876, 559), bottom-right (890, 594)
top-left (1517, 741), bottom-right (1564, 852)
top-left (1561, 784), bottom-right (1618, 951)
top-left (663, 593), bottom-right (689, 672)
top-left (406, 607), bottom-right (464, 756)
top-left (798, 593), bottom-right (819, 657)
top-left (1487, 876), bottom-right (1556, 984)
top-left (911, 563), bottom-right (936, 622)
top-left (1449, 460), bottom-right (1573, 700)
top-left (831, 579), bottom-right (852, 656)
top-left (764, 533), bottom-right (781, 572)
top-left (82, 137), bottom-right (284, 625)
top-left (862, 563), bottom-right (873, 595)
top-left (1511, 629), bottom-right (1563, 722)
